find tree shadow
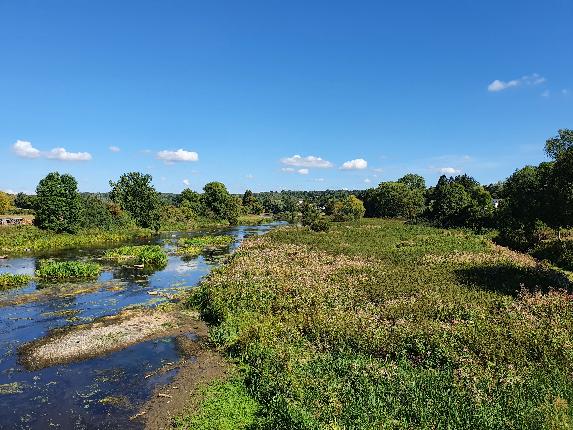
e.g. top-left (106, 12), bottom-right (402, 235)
top-left (455, 263), bottom-right (571, 297)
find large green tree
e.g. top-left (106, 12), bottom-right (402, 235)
top-left (202, 182), bottom-right (239, 225)
top-left (35, 172), bottom-right (82, 233)
top-left (332, 195), bottom-right (365, 222)
top-left (0, 191), bottom-right (13, 214)
top-left (242, 190), bottom-right (263, 215)
top-left (364, 181), bottom-right (425, 219)
top-left (109, 172), bottom-right (161, 231)
top-left (544, 129), bottom-right (573, 159)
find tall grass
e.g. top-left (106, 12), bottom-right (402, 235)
top-left (189, 219), bottom-right (573, 428)
top-left (0, 225), bottom-right (151, 255)
top-left (0, 273), bottom-right (32, 290)
top-left (177, 235), bottom-right (234, 257)
top-left (36, 260), bottom-right (101, 281)
top-left (103, 245), bottom-right (168, 267)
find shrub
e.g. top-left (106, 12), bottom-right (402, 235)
top-left (0, 273), bottom-right (32, 290)
top-left (177, 235), bottom-right (234, 256)
top-left (36, 260), bottom-right (101, 280)
top-left (103, 245), bottom-right (167, 267)
top-left (332, 195), bottom-right (365, 222)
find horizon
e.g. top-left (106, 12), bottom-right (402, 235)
top-left (1, 0), bottom-right (571, 194)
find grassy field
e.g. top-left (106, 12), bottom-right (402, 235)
top-left (187, 218), bottom-right (573, 429)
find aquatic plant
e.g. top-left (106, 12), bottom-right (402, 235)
top-left (0, 225), bottom-right (152, 255)
top-left (189, 219), bottom-right (573, 428)
top-left (177, 235), bottom-right (234, 257)
top-left (0, 273), bottom-right (32, 290)
top-left (103, 245), bottom-right (168, 267)
top-left (36, 260), bottom-right (101, 280)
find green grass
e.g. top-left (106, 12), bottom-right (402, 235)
top-left (237, 214), bottom-right (272, 225)
top-left (0, 225), bottom-right (152, 255)
top-left (172, 378), bottom-right (259, 430)
top-left (177, 235), bottom-right (234, 257)
top-left (189, 218), bottom-right (573, 429)
top-left (36, 260), bottom-right (101, 281)
top-left (0, 273), bottom-right (32, 290)
top-left (103, 245), bottom-right (168, 267)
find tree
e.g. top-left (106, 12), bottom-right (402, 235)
top-left (79, 194), bottom-right (133, 230)
top-left (35, 172), bottom-right (82, 233)
top-left (397, 173), bottom-right (426, 191)
top-left (426, 175), bottom-right (494, 229)
top-left (177, 188), bottom-right (203, 217)
top-left (545, 129), bottom-right (573, 159)
top-left (364, 182), bottom-right (425, 219)
top-left (109, 172), bottom-right (161, 231)
top-left (242, 190), bottom-right (263, 215)
top-left (0, 191), bottom-right (13, 214)
top-left (13, 192), bottom-right (36, 210)
top-left (332, 195), bottom-right (365, 222)
top-left (202, 182), bottom-right (240, 225)
top-left (301, 201), bottom-right (330, 232)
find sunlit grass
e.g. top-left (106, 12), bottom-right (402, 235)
top-left (36, 260), bottom-right (101, 281)
top-left (177, 235), bottom-right (234, 257)
top-left (103, 245), bottom-right (167, 267)
top-left (0, 273), bottom-right (32, 290)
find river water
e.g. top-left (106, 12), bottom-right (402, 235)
top-left (0, 223), bottom-right (279, 430)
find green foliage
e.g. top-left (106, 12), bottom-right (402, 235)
top-left (364, 181), bottom-right (425, 219)
top-left (0, 191), bottom-right (14, 213)
top-left (172, 378), bottom-right (259, 430)
top-left (427, 174), bottom-right (494, 229)
top-left (203, 182), bottom-right (240, 225)
top-left (397, 173), bottom-right (426, 191)
top-left (190, 219), bottom-right (573, 429)
top-left (103, 245), bottom-right (167, 267)
top-left (0, 226), bottom-right (151, 255)
top-left (545, 128), bottom-right (573, 159)
top-left (242, 190), bottom-right (264, 215)
top-left (13, 192), bottom-right (36, 210)
top-left (532, 240), bottom-right (573, 271)
top-left (332, 195), bottom-right (365, 222)
top-left (177, 235), bottom-right (234, 257)
top-left (34, 172), bottom-right (82, 233)
top-left (109, 172), bottom-right (161, 231)
top-left (178, 188), bottom-right (204, 218)
top-left (36, 260), bottom-right (101, 280)
top-left (301, 201), bottom-right (330, 232)
top-left (78, 195), bottom-right (134, 230)
top-left (0, 273), bottom-right (32, 290)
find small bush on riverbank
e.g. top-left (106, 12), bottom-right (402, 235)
top-left (103, 245), bottom-right (167, 267)
top-left (177, 235), bottom-right (234, 257)
top-left (0, 273), bottom-right (32, 290)
top-left (36, 261), bottom-right (101, 281)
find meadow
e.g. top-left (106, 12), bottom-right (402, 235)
top-left (188, 218), bottom-right (573, 429)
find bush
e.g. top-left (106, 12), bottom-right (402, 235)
top-left (532, 240), bottom-right (573, 271)
top-left (332, 195), bottom-right (365, 222)
top-left (79, 195), bottom-right (134, 230)
top-left (0, 273), bottom-right (32, 290)
top-left (36, 260), bottom-right (101, 280)
top-left (103, 245), bottom-right (167, 267)
top-left (177, 235), bottom-right (234, 257)
top-left (301, 201), bottom-right (330, 232)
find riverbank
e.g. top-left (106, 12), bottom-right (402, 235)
top-left (184, 218), bottom-right (573, 428)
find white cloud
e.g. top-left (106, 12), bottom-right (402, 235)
top-left (314, 178), bottom-right (325, 182)
top-left (364, 178), bottom-right (372, 183)
top-left (245, 174), bottom-right (254, 179)
top-left (1, 188), bottom-right (16, 194)
top-left (438, 167), bottom-right (462, 175)
top-left (12, 140), bottom-right (91, 161)
top-left (297, 168), bottom-right (309, 175)
top-left (45, 147), bottom-right (92, 161)
top-left (281, 167), bottom-right (295, 173)
top-left (487, 73), bottom-right (546, 92)
top-left (341, 158), bottom-right (368, 170)
top-left (182, 179), bottom-right (190, 186)
top-left (157, 149), bottom-right (199, 162)
top-left (13, 140), bottom-right (41, 158)
top-left (281, 154), bottom-right (333, 168)
top-left (281, 167), bottom-right (309, 175)
top-left (109, 146), bottom-right (120, 152)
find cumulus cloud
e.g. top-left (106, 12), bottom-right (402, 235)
top-left (341, 158), bottom-right (368, 170)
top-left (109, 146), bottom-right (120, 152)
top-left (281, 167), bottom-right (295, 173)
top-left (13, 140), bottom-right (41, 158)
top-left (182, 179), bottom-right (190, 186)
top-left (281, 155), bottom-right (333, 168)
top-left (297, 168), bottom-right (309, 175)
top-left (12, 140), bottom-right (91, 161)
top-left (438, 167), bottom-right (462, 175)
top-left (281, 167), bottom-right (309, 175)
top-left (487, 73), bottom-right (546, 92)
top-left (157, 149), bottom-right (199, 162)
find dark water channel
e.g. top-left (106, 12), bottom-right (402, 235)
top-left (0, 223), bottom-right (280, 430)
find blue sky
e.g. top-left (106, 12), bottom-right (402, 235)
top-left (1, 0), bottom-right (571, 194)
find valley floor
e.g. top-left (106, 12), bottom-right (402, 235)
top-left (180, 218), bottom-right (573, 429)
